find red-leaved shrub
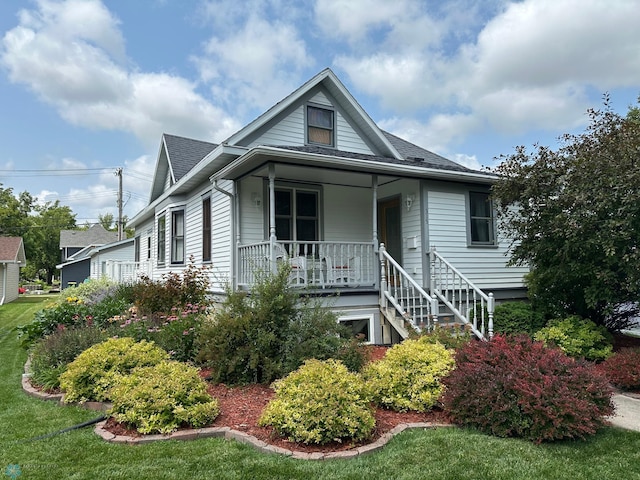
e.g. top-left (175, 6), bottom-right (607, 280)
top-left (442, 335), bottom-right (614, 443)
top-left (599, 348), bottom-right (640, 390)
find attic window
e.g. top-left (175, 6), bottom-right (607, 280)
top-left (307, 105), bottom-right (334, 147)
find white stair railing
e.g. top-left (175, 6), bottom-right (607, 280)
top-left (429, 246), bottom-right (494, 341)
top-left (379, 244), bottom-right (439, 333)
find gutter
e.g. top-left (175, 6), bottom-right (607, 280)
top-left (213, 179), bottom-right (237, 289)
top-left (1, 263), bottom-right (6, 305)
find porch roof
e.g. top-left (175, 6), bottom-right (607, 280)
top-left (212, 145), bottom-right (498, 184)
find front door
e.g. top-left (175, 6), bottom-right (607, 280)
top-left (378, 196), bottom-right (402, 264)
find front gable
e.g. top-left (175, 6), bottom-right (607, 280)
top-left (225, 68), bottom-right (401, 159)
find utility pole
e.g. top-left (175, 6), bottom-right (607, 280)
top-left (115, 167), bottom-right (123, 241)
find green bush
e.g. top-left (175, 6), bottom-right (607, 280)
top-left (363, 337), bottom-right (455, 412)
top-left (493, 301), bottom-right (546, 336)
top-left (259, 359), bottom-right (375, 445)
top-left (419, 324), bottom-right (473, 350)
top-left (18, 297), bottom-right (90, 347)
top-left (29, 326), bottom-right (108, 391)
top-left (109, 360), bottom-right (220, 434)
top-left (442, 335), bottom-right (614, 443)
top-left (534, 316), bottom-right (613, 361)
top-left (59, 337), bottom-right (169, 403)
top-left (196, 265), bottom-right (364, 384)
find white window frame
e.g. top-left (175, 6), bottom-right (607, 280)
top-left (467, 191), bottom-right (497, 246)
top-left (306, 104), bottom-right (335, 147)
top-left (171, 209), bottom-right (185, 265)
top-left (338, 314), bottom-right (374, 344)
top-left (157, 214), bottom-right (166, 266)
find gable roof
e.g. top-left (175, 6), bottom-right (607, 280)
top-left (0, 237), bottom-right (26, 264)
top-left (225, 68), bottom-right (401, 159)
top-left (148, 133), bottom-right (218, 202)
top-left (59, 224), bottom-right (118, 248)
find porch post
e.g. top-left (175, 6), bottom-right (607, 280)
top-left (268, 164), bottom-right (277, 273)
top-left (372, 175), bottom-right (379, 290)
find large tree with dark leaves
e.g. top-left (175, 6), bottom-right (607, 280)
top-left (492, 97), bottom-right (640, 330)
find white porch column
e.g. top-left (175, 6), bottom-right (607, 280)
top-left (268, 164), bottom-right (277, 273)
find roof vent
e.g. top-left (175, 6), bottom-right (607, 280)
top-left (408, 156), bottom-right (424, 162)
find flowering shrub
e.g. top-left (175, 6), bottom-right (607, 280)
top-left (109, 361), bottom-right (220, 434)
top-left (442, 335), bottom-right (614, 443)
top-left (111, 304), bottom-right (206, 362)
top-left (131, 260), bottom-right (211, 316)
top-left (59, 337), bottom-right (169, 403)
top-left (599, 348), bottom-right (640, 390)
top-left (534, 316), bottom-right (613, 361)
top-left (363, 337), bottom-right (455, 412)
top-left (29, 326), bottom-right (108, 390)
top-left (259, 359), bottom-right (375, 445)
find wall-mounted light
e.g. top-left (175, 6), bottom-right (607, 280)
top-left (405, 194), bottom-right (415, 211)
top-left (251, 192), bottom-right (261, 208)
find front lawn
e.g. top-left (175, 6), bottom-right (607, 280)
top-left (2, 296), bottom-right (640, 479)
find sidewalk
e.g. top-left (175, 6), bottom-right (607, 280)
top-left (609, 393), bottom-right (640, 432)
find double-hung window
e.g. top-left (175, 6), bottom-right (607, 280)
top-left (307, 105), bottom-right (334, 147)
top-left (469, 192), bottom-right (496, 245)
top-left (171, 210), bottom-right (185, 264)
top-left (157, 215), bottom-right (166, 265)
top-left (202, 197), bottom-right (211, 262)
top-left (275, 187), bottom-right (319, 244)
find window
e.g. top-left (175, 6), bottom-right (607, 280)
top-left (157, 215), bottom-right (166, 265)
top-left (171, 210), bottom-right (185, 264)
top-left (134, 236), bottom-right (140, 263)
top-left (147, 237), bottom-right (151, 260)
top-left (202, 197), bottom-right (211, 262)
top-left (469, 192), bottom-right (496, 245)
top-left (307, 105), bottom-right (334, 146)
top-left (275, 188), bottom-right (319, 242)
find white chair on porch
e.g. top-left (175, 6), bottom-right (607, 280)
top-left (321, 256), bottom-right (361, 286)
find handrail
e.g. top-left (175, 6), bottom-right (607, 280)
top-left (379, 244), bottom-right (438, 333)
top-left (429, 246), bottom-right (494, 340)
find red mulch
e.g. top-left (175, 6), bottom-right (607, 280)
top-left (103, 346), bottom-right (452, 453)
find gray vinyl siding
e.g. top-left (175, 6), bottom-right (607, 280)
top-left (426, 186), bottom-right (527, 290)
top-left (2, 264), bottom-right (20, 303)
top-left (323, 184), bottom-right (372, 241)
top-left (248, 91), bottom-right (374, 155)
top-left (210, 179), bottom-right (233, 290)
top-left (239, 177), bottom-right (265, 244)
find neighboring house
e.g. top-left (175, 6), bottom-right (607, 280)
top-left (111, 68), bottom-right (529, 344)
top-left (57, 224), bottom-right (118, 288)
top-left (88, 237), bottom-right (140, 282)
top-left (0, 237), bottom-right (26, 305)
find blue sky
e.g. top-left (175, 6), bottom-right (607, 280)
top-left (1, 0), bottom-right (639, 225)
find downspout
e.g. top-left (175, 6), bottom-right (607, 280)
top-left (213, 179), bottom-right (237, 289)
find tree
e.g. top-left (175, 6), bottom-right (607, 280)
top-left (492, 97), bottom-right (640, 330)
top-left (32, 201), bottom-right (77, 283)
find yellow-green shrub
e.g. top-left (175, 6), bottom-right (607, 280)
top-left (109, 361), bottom-right (220, 434)
top-left (363, 337), bottom-right (455, 412)
top-left (259, 359), bottom-right (375, 445)
top-left (59, 337), bottom-right (169, 403)
top-left (533, 316), bottom-right (613, 361)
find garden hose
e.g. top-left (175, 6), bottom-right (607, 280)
top-left (20, 415), bottom-right (106, 443)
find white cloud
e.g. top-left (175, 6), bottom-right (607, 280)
top-left (1, 0), bottom-right (239, 147)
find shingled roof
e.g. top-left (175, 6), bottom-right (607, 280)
top-left (59, 224), bottom-right (118, 248)
top-left (0, 237), bottom-right (26, 263)
top-left (163, 134), bottom-right (218, 182)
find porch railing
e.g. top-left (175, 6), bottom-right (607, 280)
top-left (102, 260), bottom-right (152, 283)
top-left (237, 241), bottom-right (376, 289)
top-left (379, 244), bottom-right (439, 333)
top-left (429, 246), bottom-right (494, 340)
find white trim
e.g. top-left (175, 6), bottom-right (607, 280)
top-left (338, 313), bottom-right (375, 344)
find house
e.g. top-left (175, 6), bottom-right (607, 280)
top-left (117, 68), bottom-right (528, 344)
top-left (57, 224), bottom-right (118, 288)
top-left (0, 237), bottom-right (26, 304)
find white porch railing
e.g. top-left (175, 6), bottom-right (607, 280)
top-left (429, 246), bottom-right (494, 340)
top-left (237, 241), bottom-right (376, 289)
top-left (379, 244), bottom-right (439, 334)
top-left (103, 260), bottom-right (152, 283)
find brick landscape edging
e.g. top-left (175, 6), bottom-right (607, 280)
top-left (23, 360), bottom-right (452, 459)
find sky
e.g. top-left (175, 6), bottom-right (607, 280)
top-left (1, 0), bottom-right (639, 226)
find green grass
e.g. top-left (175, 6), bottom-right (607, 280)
top-left (2, 296), bottom-right (640, 479)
